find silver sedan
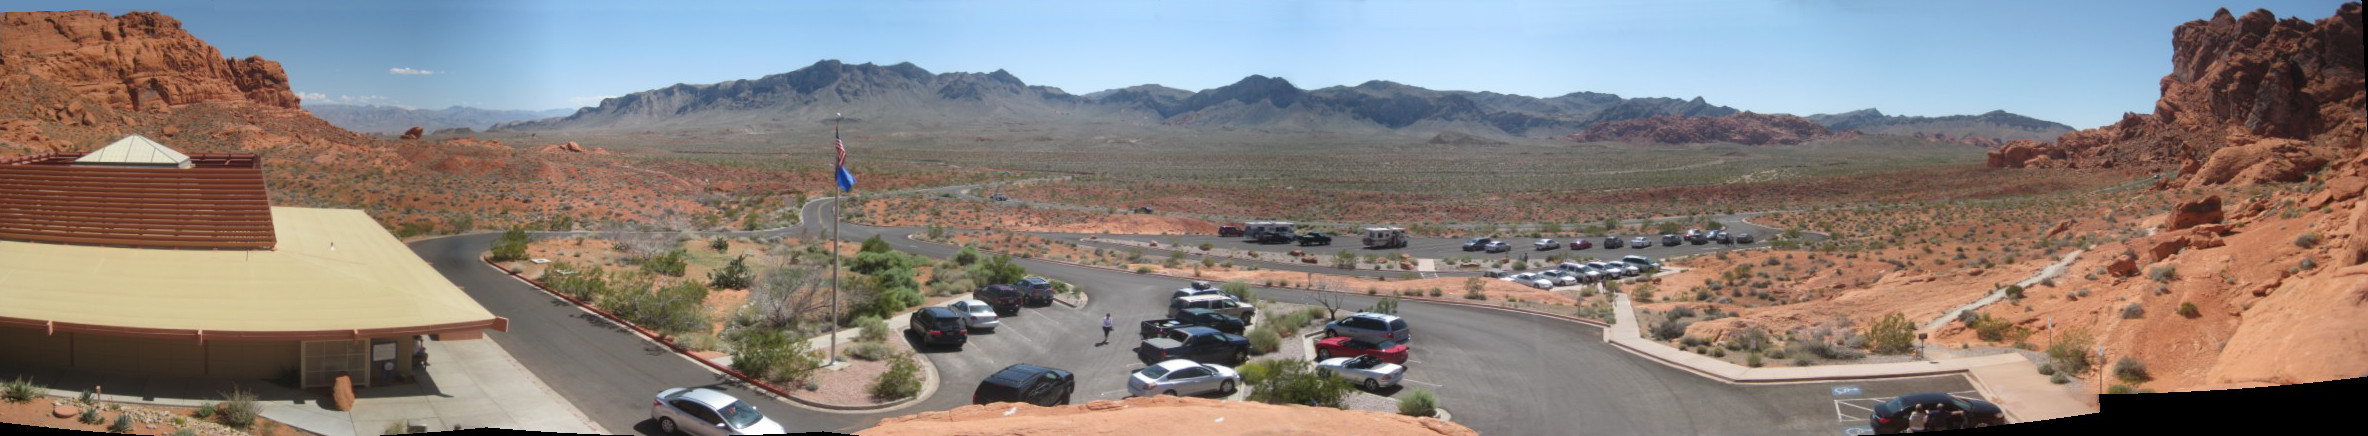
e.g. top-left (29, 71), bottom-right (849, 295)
top-left (1128, 359), bottom-right (1241, 397)
top-left (1317, 355), bottom-right (1407, 390)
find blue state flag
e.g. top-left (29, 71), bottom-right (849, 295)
top-left (834, 135), bottom-right (856, 192)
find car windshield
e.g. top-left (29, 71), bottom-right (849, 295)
top-left (718, 400), bottom-right (765, 428)
top-left (1139, 365), bottom-right (1172, 379)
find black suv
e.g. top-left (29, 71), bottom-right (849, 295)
top-left (1604, 236), bottom-right (1625, 249)
top-left (1660, 234), bottom-right (1682, 246)
top-left (973, 364), bottom-right (1075, 406)
top-left (1461, 237), bottom-right (1493, 251)
top-left (1868, 392), bottom-right (2005, 433)
top-left (975, 284), bottom-right (1027, 314)
top-left (1017, 277), bottom-right (1055, 305)
top-left (908, 306), bottom-right (969, 347)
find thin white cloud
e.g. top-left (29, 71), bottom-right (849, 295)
top-left (296, 92), bottom-right (397, 106)
top-left (297, 91), bottom-right (330, 101)
top-left (389, 67), bottom-right (436, 75)
top-left (566, 95), bottom-right (616, 107)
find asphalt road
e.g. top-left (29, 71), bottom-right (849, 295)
top-left (409, 186), bottom-right (1974, 436)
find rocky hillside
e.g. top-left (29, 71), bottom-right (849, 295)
top-left (859, 396), bottom-right (1476, 436)
top-left (0, 11), bottom-right (806, 234)
top-left (1567, 111), bottom-right (1854, 146)
top-left (305, 104), bottom-right (574, 135)
top-left (1989, 3), bottom-right (2362, 177)
top-left (1989, 3), bottom-right (2366, 391)
top-left (1807, 108), bottom-right (2074, 146)
top-left (494, 60), bottom-right (1773, 138)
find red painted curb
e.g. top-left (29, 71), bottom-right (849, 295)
top-left (481, 256), bottom-right (917, 411)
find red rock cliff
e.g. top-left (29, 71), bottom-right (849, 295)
top-left (0, 11), bottom-right (300, 111)
top-left (1990, 3), bottom-right (2364, 187)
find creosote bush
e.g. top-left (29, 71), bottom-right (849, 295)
top-left (1399, 389), bottom-right (1439, 417)
top-left (870, 352), bottom-right (924, 400)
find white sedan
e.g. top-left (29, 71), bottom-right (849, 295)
top-left (1317, 355), bottom-right (1406, 390)
top-left (1128, 359), bottom-right (1241, 397)
top-left (949, 299), bottom-right (1000, 331)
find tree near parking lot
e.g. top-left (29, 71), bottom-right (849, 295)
top-left (970, 254), bottom-right (1027, 287)
top-left (1866, 312), bottom-right (1916, 355)
top-left (1247, 359), bottom-right (1355, 408)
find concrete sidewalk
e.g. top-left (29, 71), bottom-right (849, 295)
top-left (7, 338), bottom-right (604, 436)
top-left (1605, 292), bottom-right (2097, 422)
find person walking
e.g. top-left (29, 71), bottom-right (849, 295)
top-left (1101, 314), bottom-right (1115, 345)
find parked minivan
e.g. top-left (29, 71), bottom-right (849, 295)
top-left (1324, 312), bottom-right (1411, 344)
top-left (973, 364), bottom-right (1075, 406)
top-left (1169, 294), bottom-right (1255, 319)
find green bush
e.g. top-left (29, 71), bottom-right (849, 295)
top-left (730, 329), bottom-right (822, 385)
top-left (870, 353), bottom-right (923, 400)
top-left (2147, 265), bottom-right (2176, 283)
top-left (856, 316), bottom-right (891, 342)
top-left (1746, 352), bottom-right (1763, 367)
top-left (489, 227), bottom-right (531, 262)
top-left (846, 342), bottom-right (894, 362)
top-left (1651, 320), bottom-right (1692, 341)
top-left (1398, 389), bottom-right (1439, 417)
top-left (2046, 327), bottom-right (2095, 374)
top-left (2003, 284), bottom-right (2025, 300)
top-left (2121, 303), bottom-right (2144, 319)
top-left (1247, 325), bottom-right (1282, 355)
top-left (1, 376), bottom-right (40, 403)
top-left (194, 403), bottom-right (214, 419)
top-left (2037, 364), bottom-right (2056, 376)
top-left (2106, 384), bottom-right (2133, 394)
top-left (953, 245), bottom-right (981, 266)
top-left (1865, 312), bottom-right (1916, 354)
top-left (2114, 356), bottom-right (2151, 384)
top-left (1135, 266), bottom-right (1155, 274)
top-left (110, 413), bottom-right (134, 433)
top-left (708, 255), bottom-right (755, 290)
top-left (1968, 313), bottom-right (2019, 342)
top-left (215, 388), bottom-right (258, 429)
top-left (1246, 359), bottom-right (1354, 408)
top-left (860, 235), bottom-right (893, 253)
top-left (643, 250), bottom-right (690, 277)
top-left (2295, 232), bottom-right (2320, 248)
top-left (2178, 302), bottom-right (2200, 318)
top-left (79, 407), bottom-right (104, 425)
top-left (1236, 360), bottom-right (1273, 386)
top-left (1221, 281), bottom-right (1256, 303)
top-left (2049, 373), bottom-right (2070, 384)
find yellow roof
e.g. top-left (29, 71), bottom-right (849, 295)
top-left (0, 207), bottom-right (498, 337)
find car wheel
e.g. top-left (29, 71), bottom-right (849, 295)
top-left (1162, 389), bottom-right (1177, 396)
top-left (1220, 380), bottom-right (1236, 395)
top-left (658, 417), bottom-right (679, 435)
top-left (1363, 379), bottom-right (1380, 391)
top-left (1316, 350), bottom-right (1331, 360)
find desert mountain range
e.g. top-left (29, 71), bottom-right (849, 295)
top-left (489, 59), bottom-right (2068, 145)
top-left (304, 104), bottom-right (574, 135)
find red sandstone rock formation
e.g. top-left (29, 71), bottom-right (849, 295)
top-left (400, 126), bottom-right (424, 140)
top-left (1988, 3), bottom-right (2363, 184)
top-left (1569, 112), bottom-right (1855, 146)
top-left (0, 11), bottom-right (300, 111)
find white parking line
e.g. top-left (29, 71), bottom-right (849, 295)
top-left (1401, 379), bottom-right (1444, 388)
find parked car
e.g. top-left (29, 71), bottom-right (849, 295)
top-left (1323, 312), bottom-right (1411, 344)
top-left (1218, 226), bottom-right (1245, 237)
top-left (1141, 308), bottom-right (1249, 339)
top-left (975, 284), bottom-right (1027, 314)
top-left (1714, 231), bottom-right (1734, 244)
top-left (1558, 262), bottom-right (1603, 282)
top-left (1604, 236), bottom-right (1625, 249)
top-left (1128, 359), bottom-right (1240, 397)
top-left (1502, 272), bottom-right (1535, 282)
top-left (1018, 276), bottom-right (1056, 305)
top-left (1631, 237), bottom-right (1652, 249)
top-left (1169, 294), bottom-right (1255, 319)
top-left (1317, 354), bottom-right (1407, 390)
top-left (1568, 239), bottom-right (1594, 250)
top-left (652, 387), bottom-right (785, 436)
top-left (1736, 233), bottom-right (1757, 244)
top-left (1296, 232), bottom-right (1334, 246)
top-left (1136, 326), bottom-right (1251, 364)
top-left (1461, 237), bottom-right (1493, 251)
top-left (949, 299), bottom-right (1001, 331)
top-left (1660, 234), bottom-right (1682, 247)
top-left (1172, 287), bottom-right (1227, 300)
top-left (907, 306), bottom-right (969, 347)
top-left (973, 364), bottom-right (1075, 406)
top-left (1540, 270), bottom-right (1580, 286)
top-left (1689, 233), bottom-right (1710, 245)
top-left (1314, 336), bottom-right (1409, 363)
top-left (1614, 262), bottom-right (1642, 277)
top-left (1485, 241), bottom-right (1512, 253)
top-left (1621, 255), bottom-right (1661, 272)
top-left (989, 193), bottom-right (1010, 201)
top-left (1868, 393), bottom-right (2007, 433)
top-left (1533, 238), bottom-right (1558, 250)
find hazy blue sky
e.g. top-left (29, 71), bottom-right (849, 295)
top-left (16, 0), bottom-right (2354, 127)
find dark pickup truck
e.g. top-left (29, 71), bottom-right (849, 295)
top-left (1136, 326), bottom-right (1251, 364)
top-left (1252, 233), bottom-right (1295, 244)
top-left (1295, 232), bottom-right (1333, 246)
top-left (1139, 308), bottom-right (1249, 339)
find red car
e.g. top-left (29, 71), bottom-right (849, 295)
top-left (1568, 239), bottom-right (1593, 250)
top-left (1218, 226), bottom-right (1245, 237)
top-left (1314, 336), bottom-right (1408, 364)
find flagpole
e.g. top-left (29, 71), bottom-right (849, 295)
top-left (830, 112), bottom-right (842, 366)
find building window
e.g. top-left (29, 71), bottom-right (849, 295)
top-left (300, 340), bottom-right (370, 388)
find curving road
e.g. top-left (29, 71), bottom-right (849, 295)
top-left (410, 185), bottom-right (1971, 436)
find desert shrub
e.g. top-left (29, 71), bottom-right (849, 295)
top-left (1246, 359), bottom-right (1354, 408)
top-left (2046, 327), bottom-right (2095, 374)
top-left (1865, 312), bottom-right (1916, 354)
top-left (1428, 288), bottom-right (1443, 297)
top-left (2114, 356), bottom-right (2151, 384)
top-left (2120, 303), bottom-right (2145, 319)
top-left (730, 329), bottom-right (822, 385)
top-left (1652, 320), bottom-right (1692, 341)
top-left (1746, 352), bottom-right (1764, 367)
top-left (860, 235), bottom-right (893, 253)
top-left (1237, 360), bottom-right (1273, 386)
top-left (2299, 257), bottom-right (2318, 270)
top-left (1464, 288), bottom-right (1487, 300)
top-left (2037, 364), bottom-right (2056, 376)
top-left (215, 388), bottom-right (259, 429)
top-left (709, 237), bottom-right (731, 252)
top-left (2178, 302), bottom-right (2200, 318)
top-left (1969, 313), bottom-right (2019, 342)
top-left (2295, 232), bottom-right (2320, 248)
top-left (2050, 373), bottom-right (2070, 384)
top-left (870, 353), bottom-right (923, 400)
top-left (2147, 265), bottom-right (2176, 282)
top-left (1399, 389), bottom-right (1439, 417)
top-left (1, 377), bottom-right (40, 403)
top-left (708, 255), bottom-right (756, 289)
top-left (1221, 280), bottom-right (1256, 303)
top-left (1135, 266), bottom-right (1155, 274)
top-left (846, 342), bottom-right (894, 361)
top-left (2003, 284), bottom-right (2025, 300)
top-left (953, 245), bottom-right (981, 266)
top-left (1667, 305), bottom-right (1696, 319)
top-left (110, 413), bottom-right (134, 433)
top-left (79, 407), bottom-right (104, 425)
top-left (489, 227), bottom-right (531, 261)
top-left (1365, 296), bottom-right (1401, 315)
top-left (2106, 384), bottom-right (2133, 394)
top-left (856, 316), bottom-right (890, 342)
top-left (194, 403), bottom-right (214, 419)
top-left (1247, 324), bottom-right (1282, 355)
